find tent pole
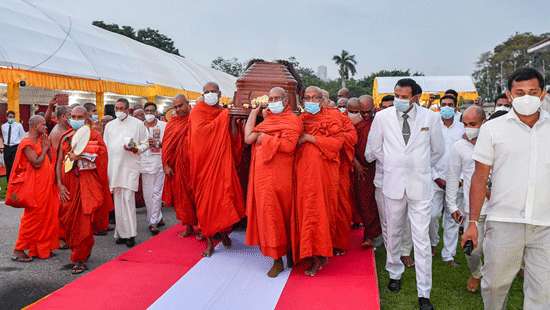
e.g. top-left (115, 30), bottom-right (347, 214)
top-left (7, 82), bottom-right (20, 121)
top-left (96, 92), bottom-right (104, 118)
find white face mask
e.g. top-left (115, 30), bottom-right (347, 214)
top-left (348, 111), bottom-right (363, 124)
top-left (495, 105), bottom-right (511, 112)
top-left (512, 95), bottom-right (542, 116)
top-left (203, 92), bottom-right (219, 106)
top-left (394, 98), bottom-right (411, 112)
top-left (115, 111), bottom-right (128, 120)
top-left (144, 114), bottom-right (156, 123)
top-left (464, 127), bottom-right (480, 140)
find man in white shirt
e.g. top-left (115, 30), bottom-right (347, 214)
top-left (463, 68), bottom-right (550, 309)
top-left (1, 111), bottom-right (26, 181)
top-left (104, 98), bottom-right (148, 248)
top-left (429, 95), bottom-right (464, 266)
top-left (366, 78), bottom-right (445, 310)
top-left (446, 105), bottom-right (487, 293)
top-left (141, 102), bottom-right (166, 235)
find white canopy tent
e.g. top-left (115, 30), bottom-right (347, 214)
top-left (0, 0), bottom-right (236, 98)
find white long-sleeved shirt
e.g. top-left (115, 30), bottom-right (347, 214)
top-left (433, 119), bottom-right (464, 191)
top-left (446, 138), bottom-right (486, 215)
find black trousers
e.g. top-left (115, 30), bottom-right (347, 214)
top-left (4, 144), bottom-right (18, 181)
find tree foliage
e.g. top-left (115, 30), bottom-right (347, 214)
top-left (210, 57), bottom-right (245, 77)
top-left (332, 50), bottom-right (357, 88)
top-left (92, 21), bottom-right (180, 56)
top-left (473, 32), bottom-right (550, 101)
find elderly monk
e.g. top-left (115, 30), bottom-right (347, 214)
top-left (244, 87), bottom-right (302, 277)
top-left (104, 98), bottom-right (148, 248)
top-left (324, 94), bottom-right (357, 255)
top-left (162, 95), bottom-right (197, 237)
top-left (11, 115), bottom-right (59, 262)
top-left (337, 87), bottom-right (350, 100)
top-left (188, 82), bottom-right (245, 257)
top-left (292, 86), bottom-right (344, 276)
top-left (56, 106), bottom-right (111, 274)
top-left (351, 96), bottom-right (381, 247)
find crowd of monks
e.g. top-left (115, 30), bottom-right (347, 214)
top-left (8, 82), bottom-right (383, 278)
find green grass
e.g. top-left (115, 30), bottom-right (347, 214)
top-left (376, 233), bottom-right (525, 309)
top-left (0, 176), bottom-right (6, 200)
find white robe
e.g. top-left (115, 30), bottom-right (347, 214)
top-left (104, 115), bottom-right (148, 192)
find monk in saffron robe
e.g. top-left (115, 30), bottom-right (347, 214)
top-left (322, 92), bottom-right (358, 255)
top-left (351, 96), bottom-right (381, 247)
top-left (244, 87), bottom-right (302, 278)
top-left (291, 86), bottom-right (344, 276)
top-left (188, 82), bottom-right (245, 257)
top-left (56, 106), bottom-right (111, 273)
top-left (11, 115), bottom-right (59, 262)
top-left (162, 95), bottom-right (197, 237)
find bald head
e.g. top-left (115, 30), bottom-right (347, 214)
top-left (203, 82), bottom-right (220, 93)
top-left (359, 95), bottom-right (374, 110)
top-left (55, 105), bottom-right (71, 118)
top-left (29, 115), bottom-right (46, 134)
top-left (463, 105), bottom-right (486, 123)
top-left (29, 115), bottom-right (44, 128)
top-left (337, 88), bottom-right (350, 99)
top-left (173, 94), bottom-right (191, 116)
top-left (269, 87), bottom-right (287, 99)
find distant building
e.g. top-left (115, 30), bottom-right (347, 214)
top-left (317, 65), bottom-right (328, 82)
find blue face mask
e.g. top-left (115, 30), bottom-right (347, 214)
top-left (268, 101), bottom-right (284, 114)
top-left (304, 102), bottom-right (321, 114)
top-left (394, 98), bottom-right (411, 112)
top-left (91, 114), bottom-right (99, 122)
top-left (440, 106), bottom-right (455, 120)
top-left (69, 119), bottom-right (85, 130)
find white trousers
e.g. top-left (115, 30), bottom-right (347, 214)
top-left (464, 214), bottom-right (485, 278)
top-left (482, 221), bottom-right (550, 310)
top-left (113, 187), bottom-right (137, 239)
top-left (384, 194), bottom-right (432, 298)
top-left (375, 187), bottom-right (387, 246)
top-left (142, 171), bottom-right (165, 225)
top-left (401, 218), bottom-right (413, 256)
top-left (429, 190), bottom-right (459, 261)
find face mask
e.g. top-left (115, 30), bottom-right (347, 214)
top-left (115, 111), bottom-right (127, 120)
top-left (268, 101), bottom-right (284, 114)
top-left (338, 107), bottom-right (347, 113)
top-left (440, 106), bottom-right (455, 120)
top-left (144, 114), bottom-right (156, 122)
top-left (69, 119), bottom-right (85, 130)
top-left (304, 102), bottom-right (321, 115)
top-left (90, 114), bottom-right (98, 122)
top-left (7, 117), bottom-right (15, 124)
top-left (512, 95), bottom-right (542, 116)
top-left (203, 92), bottom-right (219, 106)
top-left (495, 105), bottom-right (511, 112)
top-left (394, 98), bottom-right (411, 112)
top-left (348, 111), bottom-right (363, 123)
top-left (464, 127), bottom-right (480, 140)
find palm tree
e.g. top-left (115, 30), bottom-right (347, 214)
top-left (332, 50), bottom-right (357, 88)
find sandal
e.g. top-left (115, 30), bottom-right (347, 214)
top-left (71, 262), bottom-right (88, 275)
top-left (11, 254), bottom-right (33, 263)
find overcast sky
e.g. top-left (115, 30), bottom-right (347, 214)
top-left (38, 0), bottom-right (549, 79)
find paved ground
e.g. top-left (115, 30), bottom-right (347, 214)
top-left (0, 203), bottom-right (178, 310)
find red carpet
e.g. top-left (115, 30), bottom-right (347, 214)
top-left (276, 230), bottom-right (380, 310)
top-left (29, 227), bottom-right (379, 310)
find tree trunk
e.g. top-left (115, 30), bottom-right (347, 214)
top-left (341, 78), bottom-right (346, 88)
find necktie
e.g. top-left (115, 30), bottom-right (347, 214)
top-left (402, 113), bottom-right (410, 145)
top-left (7, 123), bottom-right (12, 146)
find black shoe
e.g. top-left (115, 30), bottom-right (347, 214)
top-left (126, 237), bottom-right (136, 248)
top-left (418, 297), bottom-right (434, 310)
top-left (388, 279), bottom-right (401, 293)
top-left (115, 238), bottom-right (127, 245)
top-left (157, 219), bottom-right (165, 227)
top-left (149, 225), bottom-right (160, 236)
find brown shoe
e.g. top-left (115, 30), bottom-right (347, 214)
top-left (400, 255), bottom-right (415, 268)
top-left (431, 246), bottom-right (436, 257)
top-left (467, 276), bottom-right (481, 293)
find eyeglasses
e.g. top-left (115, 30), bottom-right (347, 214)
top-left (303, 95), bottom-right (323, 101)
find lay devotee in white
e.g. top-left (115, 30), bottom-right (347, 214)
top-left (104, 98), bottom-right (148, 248)
top-left (366, 78), bottom-right (444, 310)
top-left (140, 102), bottom-right (167, 235)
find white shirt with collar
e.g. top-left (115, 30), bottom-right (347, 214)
top-left (433, 118), bottom-right (465, 191)
top-left (1, 121), bottom-right (26, 146)
top-left (446, 138), bottom-right (487, 215)
top-left (140, 120), bottom-right (166, 174)
top-left (366, 104), bottom-right (445, 201)
top-left (473, 109), bottom-right (550, 226)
